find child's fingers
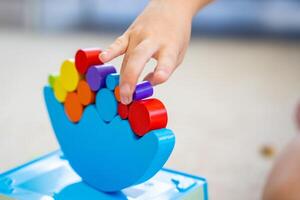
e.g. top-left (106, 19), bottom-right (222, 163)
top-left (99, 35), bottom-right (129, 63)
top-left (144, 49), bottom-right (178, 86)
top-left (119, 40), bottom-right (158, 104)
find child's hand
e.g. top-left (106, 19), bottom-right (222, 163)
top-left (100, 0), bottom-right (211, 104)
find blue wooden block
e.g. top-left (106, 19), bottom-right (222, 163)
top-left (96, 88), bottom-right (118, 122)
top-left (106, 73), bottom-right (120, 90)
top-left (43, 87), bottom-right (175, 192)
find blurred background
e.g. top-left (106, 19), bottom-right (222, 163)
top-left (0, 0), bottom-right (300, 199)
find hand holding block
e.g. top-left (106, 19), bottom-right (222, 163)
top-left (44, 87), bottom-right (175, 192)
top-left (133, 81), bottom-right (153, 100)
top-left (129, 99), bottom-right (168, 136)
top-left (75, 48), bottom-right (103, 74)
top-left (114, 81), bottom-right (153, 103)
top-left (86, 65), bottom-right (117, 91)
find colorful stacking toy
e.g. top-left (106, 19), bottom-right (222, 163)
top-left (49, 49), bottom-right (168, 135)
top-left (0, 47), bottom-right (209, 200)
top-left (0, 47), bottom-right (208, 199)
top-left (45, 48), bottom-right (175, 192)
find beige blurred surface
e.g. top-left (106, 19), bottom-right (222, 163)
top-left (0, 30), bottom-right (300, 199)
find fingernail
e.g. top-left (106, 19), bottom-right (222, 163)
top-left (99, 51), bottom-right (108, 62)
top-left (120, 84), bottom-right (132, 105)
top-left (121, 96), bottom-right (130, 105)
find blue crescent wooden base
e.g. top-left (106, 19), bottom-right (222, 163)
top-left (43, 87), bottom-right (175, 192)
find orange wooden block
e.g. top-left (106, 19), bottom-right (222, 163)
top-left (114, 86), bottom-right (121, 102)
top-left (64, 92), bottom-right (83, 123)
top-left (77, 80), bottom-right (95, 106)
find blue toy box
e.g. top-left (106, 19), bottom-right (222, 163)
top-left (0, 151), bottom-right (208, 200)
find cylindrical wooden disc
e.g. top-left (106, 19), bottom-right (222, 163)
top-left (77, 80), bottom-right (95, 106)
top-left (60, 59), bottom-right (81, 92)
top-left (114, 86), bottom-right (121, 102)
top-left (64, 92), bottom-right (83, 123)
top-left (118, 103), bottom-right (129, 119)
top-left (128, 99), bottom-right (168, 136)
top-left (53, 77), bottom-right (67, 103)
top-left (75, 48), bottom-right (103, 74)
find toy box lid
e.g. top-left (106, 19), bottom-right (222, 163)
top-left (0, 151), bottom-right (208, 200)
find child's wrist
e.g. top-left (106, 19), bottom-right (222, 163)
top-left (150, 0), bottom-right (212, 19)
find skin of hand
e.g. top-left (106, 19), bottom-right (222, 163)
top-left (99, 0), bottom-right (212, 105)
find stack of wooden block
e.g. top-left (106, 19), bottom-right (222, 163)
top-left (49, 48), bottom-right (168, 136)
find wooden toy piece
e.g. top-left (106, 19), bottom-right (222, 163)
top-left (60, 59), bottom-right (81, 92)
top-left (114, 86), bottom-right (121, 102)
top-left (53, 77), bottom-right (67, 103)
top-left (129, 99), bottom-right (168, 136)
top-left (64, 92), bottom-right (83, 123)
top-left (106, 73), bottom-right (120, 90)
top-left (133, 81), bottom-right (154, 101)
top-left (118, 103), bottom-right (129, 119)
top-left (86, 65), bottom-right (117, 91)
top-left (77, 80), bottom-right (95, 106)
top-left (75, 48), bottom-right (103, 74)
top-left (48, 74), bottom-right (58, 88)
top-left (44, 87), bottom-right (175, 192)
top-left (96, 88), bottom-right (118, 122)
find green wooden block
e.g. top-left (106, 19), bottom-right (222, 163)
top-left (48, 74), bottom-right (58, 88)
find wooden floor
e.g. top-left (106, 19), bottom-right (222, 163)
top-left (0, 30), bottom-right (299, 199)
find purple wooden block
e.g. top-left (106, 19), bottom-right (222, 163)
top-left (86, 65), bottom-right (117, 91)
top-left (133, 81), bottom-right (153, 100)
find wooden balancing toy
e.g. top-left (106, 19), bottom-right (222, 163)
top-left (44, 48), bottom-right (175, 192)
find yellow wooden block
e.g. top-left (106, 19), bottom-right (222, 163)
top-left (60, 59), bottom-right (80, 92)
top-left (54, 77), bottom-right (67, 103)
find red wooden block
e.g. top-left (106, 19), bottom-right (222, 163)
top-left (75, 48), bottom-right (103, 74)
top-left (128, 99), bottom-right (168, 136)
top-left (118, 103), bottom-right (129, 119)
